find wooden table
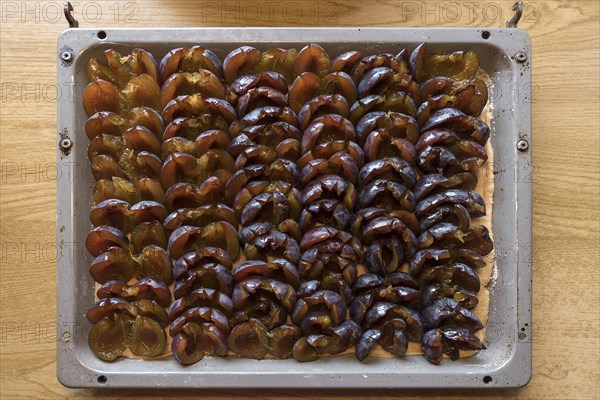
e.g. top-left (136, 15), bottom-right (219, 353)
top-left (1, 1), bottom-right (598, 398)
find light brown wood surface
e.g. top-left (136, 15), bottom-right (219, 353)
top-left (1, 0), bottom-right (598, 398)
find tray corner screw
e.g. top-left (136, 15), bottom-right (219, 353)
top-left (515, 52), bottom-right (527, 63)
top-left (517, 139), bottom-right (529, 152)
top-left (61, 51), bottom-right (73, 63)
top-left (60, 138), bottom-right (73, 151)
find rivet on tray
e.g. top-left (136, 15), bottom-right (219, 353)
top-left (60, 138), bottom-right (73, 150)
top-left (517, 139), bottom-right (529, 151)
top-left (515, 52), bottom-right (527, 63)
top-left (60, 51), bottom-right (73, 63)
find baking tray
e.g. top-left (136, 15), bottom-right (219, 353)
top-left (56, 27), bottom-right (532, 389)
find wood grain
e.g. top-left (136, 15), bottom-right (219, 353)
top-left (1, 0), bottom-right (598, 399)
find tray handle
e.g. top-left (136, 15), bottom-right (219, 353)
top-left (506, 1), bottom-right (524, 28)
top-left (63, 2), bottom-right (79, 28)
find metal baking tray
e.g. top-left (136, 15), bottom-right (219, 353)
top-left (56, 26), bottom-right (532, 389)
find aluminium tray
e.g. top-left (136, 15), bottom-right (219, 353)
top-left (56, 27), bottom-right (532, 389)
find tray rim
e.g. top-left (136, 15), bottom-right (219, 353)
top-left (56, 26), bottom-right (532, 389)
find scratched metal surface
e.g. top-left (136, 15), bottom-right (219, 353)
top-left (56, 27), bottom-right (532, 389)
